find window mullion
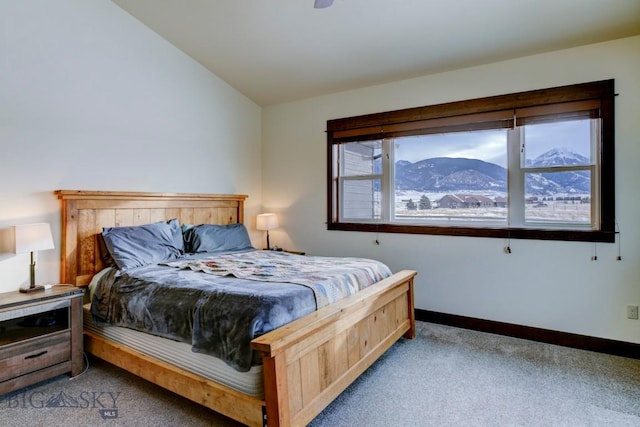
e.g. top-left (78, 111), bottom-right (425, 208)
top-left (383, 138), bottom-right (393, 222)
top-left (507, 128), bottom-right (524, 227)
top-left (591, 118), bottom-right (601, 228)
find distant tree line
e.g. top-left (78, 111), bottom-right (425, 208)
top-left (406, 194), bottom-right (432, 210)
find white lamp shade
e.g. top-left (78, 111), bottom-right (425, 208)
top-left (256, 213), bottom-right (279, 231)
top-left (13, 223), bottom-right (55, 254)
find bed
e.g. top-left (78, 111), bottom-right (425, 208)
top-left (55, 190), bottom-right (416, 427)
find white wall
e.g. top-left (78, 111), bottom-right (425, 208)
top-left (262, 36), bottom-right (640, 344)
top-left (0, 0), bottom-right (262, 292)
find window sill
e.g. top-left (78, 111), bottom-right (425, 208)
top-left (328, 222), bottom-right (615, 243)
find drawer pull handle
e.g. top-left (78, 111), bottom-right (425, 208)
top-left (25, 351), bottom-right (48, 360)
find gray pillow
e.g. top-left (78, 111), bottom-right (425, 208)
top-left (102, 219), bottom-right (184, 271)
top-left (166, 218), bottom-right (185, 253)
top-left (184, 223), bottom-right (253, 253)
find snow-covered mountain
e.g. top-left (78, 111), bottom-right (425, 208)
top-left (527, 147), bottom-right (589, 167)
top-left (528, 147), bottom-right (591, 193)
top-left (395, 149), bottom-right (591, 195)
top-left (395, 157), bottom-right (507, 192)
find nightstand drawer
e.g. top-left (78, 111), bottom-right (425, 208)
top-left (0, 331), bottom-right (71, 382)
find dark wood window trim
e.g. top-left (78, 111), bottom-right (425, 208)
top-left (326, 80), bottom-right (615, 243)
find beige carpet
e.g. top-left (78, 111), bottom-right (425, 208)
top-left (1, 321), bottom-right (638, 426)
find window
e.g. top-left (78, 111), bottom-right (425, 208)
top-left (327, 80), bottom-right (615, 242)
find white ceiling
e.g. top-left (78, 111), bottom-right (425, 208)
top-left (112, 0), bottom-right (640, 106)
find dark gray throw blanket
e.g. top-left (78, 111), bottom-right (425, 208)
top-left (91, 250), bottom-right (392, 372)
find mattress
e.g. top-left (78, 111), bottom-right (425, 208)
top-left (82, 304), bottom-right (264, 398)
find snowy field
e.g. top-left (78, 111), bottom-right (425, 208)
top-left (394, 190), bottom-right (590, 223)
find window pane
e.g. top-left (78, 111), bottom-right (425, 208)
top-left (525, 171), bottom-right (591, 224)
top-left (394, 130), bottom-right (508, 222)
top-left (342, 179), bottom-right (381, 220)
top-left (522, 119), bottom-right (593, 167)
top-left (340, 140), bottom-right (382, 177)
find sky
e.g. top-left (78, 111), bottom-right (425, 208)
top-left (395, 119), bottom-right (592, 168)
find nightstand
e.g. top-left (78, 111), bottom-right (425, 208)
top-left (0, 285), bottom-right (84, 394)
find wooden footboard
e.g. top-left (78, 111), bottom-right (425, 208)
top-left (252, 269), bottom-right (416, 427)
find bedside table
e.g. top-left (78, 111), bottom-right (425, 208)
top-left (0, 285), bottom-right (84, 394)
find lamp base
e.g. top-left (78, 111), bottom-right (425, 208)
top-left (19, 285), bottom-right (46, 294)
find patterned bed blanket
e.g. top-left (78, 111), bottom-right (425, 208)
top-left (91, 250), bottom-right (391, 371)
top-left (165, 250), bottom-right (391, 308)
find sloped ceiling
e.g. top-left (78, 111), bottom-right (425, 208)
top-left (112, 0), bottom-right (640, 106)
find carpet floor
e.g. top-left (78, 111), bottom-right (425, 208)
top-left (1, 321), bottom-right (638, 426)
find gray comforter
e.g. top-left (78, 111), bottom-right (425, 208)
top-left (91, 250), bottom-right (391, 372)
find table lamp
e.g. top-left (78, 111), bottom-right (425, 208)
top-left (256, 213), bottom-right (278, 250)
top-left (13, 223), bottom-right (55, 293)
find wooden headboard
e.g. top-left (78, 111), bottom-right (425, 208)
top-left (55, 190), bottom-right (248, 286)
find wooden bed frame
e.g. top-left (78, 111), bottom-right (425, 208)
top-left (55, 190), bottom-right (416, 427)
